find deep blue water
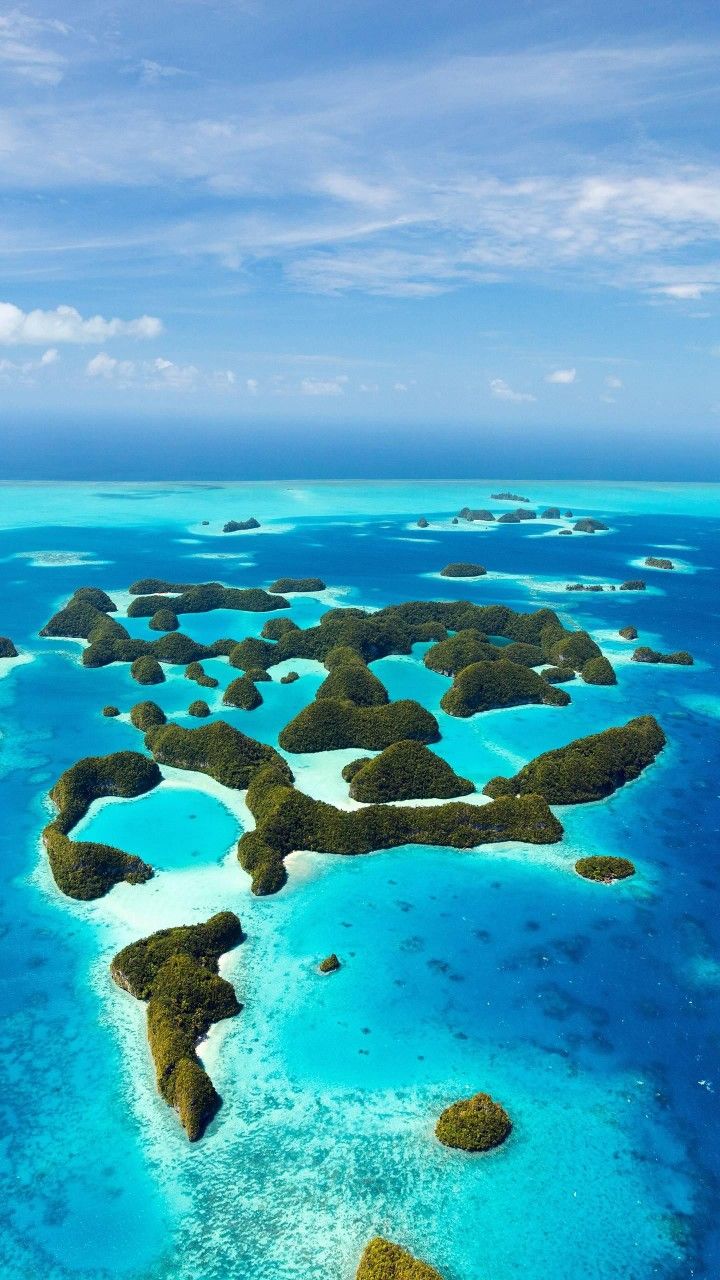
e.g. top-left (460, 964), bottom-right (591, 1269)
top-left (0, 482), bottom-right (718, 1279)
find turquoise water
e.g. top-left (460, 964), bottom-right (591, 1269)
top-left (0, 481), bottom-right (718, 1278)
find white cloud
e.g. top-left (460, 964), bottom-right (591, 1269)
top-left (86, 352), bottom-right (238, 394)
top-left (40, 347), bottom-right (58, 365)
top-left (605, 374), bottom-right (623, 389)
top-left (0, 346), bottom-right (61, 381)
top-left (139, 59), bottom-right (185, 85)
top-left (0, 303), bottom-right (162, 346)
top-left (300, 375), bottom-right (348, 396)
top-left (0, 11), bottom-right (68, 85)
top-left (545, 368), bottom-right (576, 384)
top-left (490, 377), bottom-right (536, 403)
top-left (653, 283), bottom-right (716, 300)
top-left (86, 352), bottom-right (135, 380)
top-left (246, 377), bottom-right (259, 394)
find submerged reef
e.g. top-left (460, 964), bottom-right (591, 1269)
top-left (223, 675), bottom-right (263, 710)
top-left (645, 556), bottom-right (674, 570)
top-left (222, 517), bottom-right (260, 532)
top-left (576, 855), bottom-right (635, 882)
top-left (441, 660), bottom-right (570, 717)
top-left (269, 577), bottom-right (326, 593)
top-left (44, 751), bottom-right (161, 898)
top-left (356, 1238), bottom-right (445, 1280)
top-left (318, 954), bottom-right (341, 973)
top-left (238, 760), bottom-right (562, 895)
top-left (0, 636), bottom-right (18, 657)
top-left (439, 562), bottom-right (487, 578)
top-left (346, 740), bottom-right (474, 803)
top-left (435, 1092), bottom-right (512, 1151)
top-left (484, 715), bottom-right (666, 804)
top-left (573, 518), bottom-right (609, 533)
top-left (111, 912), bottom-right (242, 1140)
top-left (633, 647), bottom-right (694, 666)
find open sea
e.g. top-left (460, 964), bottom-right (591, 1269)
top-left (0, 479), bottom-right (718, 1280)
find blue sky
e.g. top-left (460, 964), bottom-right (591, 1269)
top-left (0, 0), bottom-right (719, 461)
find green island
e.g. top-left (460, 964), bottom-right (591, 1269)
top-left (130, 700), bottom-right (167, 730)
top-left (619, 625), bottom-right (638, 640)
top-left (223, 675), bottom-right (263, 710)
top-left (149, 607), bottom-right (179, 631)
top-left (491, 491), bottom-right (529, 502)
top-left (439, 562), bottom-right (487, 577)
top-left (127, 581), bottom-right (288, 617)
top-left (566, 583), bottom-right (607, 592)
top-left (344, 740), bottom-right (474, 803)
top-left (279, 697), bottom-right (439, 752)
top-left (435, 1091), bottom-right (512, 1151)
top-left (620, 579), bottom-right (646, 591)
top-left (356, 1238), bottom-right (445, 1280)
top-left (0, 636), bottom-right (18, 658)
top-left (484, 715), bottom-right (666, 804)
top-left (581, 655), bottom-right (617, 685)
top-left (573, 517), bottom-right (609, 532)
top-left (269, 577), bottom-right (326, 592)
top-left (102, 704), bottom-right (120, 717)
top-left (185, 660), bottom-right (219, 688)
top-left (458, 506), bottom-right (494, 521)
top-left (111, 912), bottom-right (243, 1140)
top-left (188, 699), bottom-right (211, 717)
top-left (575, 855), bottom-right (636, 882)
top-left (318, 953), bottom-right (341, 973)
top-left (261, 616), bottom-right (300, 641)
top-left (542, 666), bottom-right (575, 684)
top-left (222, 517), bottom-right (260, 532)
top-left (228, 636), bottom-right (278, 671)
top-left (416, 517), bottom-right (429, 528)
top-left (632, 646), bottom-right (693, 666)
top-left (131, 654), bottom-right (165, 685)
top-left (317, 649), bottom-right (390, 706)
top-left (440, 659), bottom-right (571, 716)
top-left (645, 556), bottom-right (674, 570)
top-left (281, 671), bottom-right (300, 684)
top-left (238, 758), bottom-right (562, 894)
top-left (43, 750), bottom-right (161, 898)
top-left (497, 508), bottom-right (536, 522)
top-left (541, 507), bottom-right (561, 518)
top-left (143, 718), bottom-right (282, 788)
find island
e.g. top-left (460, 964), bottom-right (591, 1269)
top-left (318, 954), bottom-right (341, 973)
top-left (645, 556), bottom-right (674, 570)
top-left (435, 1092), bottom-right (512, 1151)
top-left (0, 636), bottom-right (18, 658)
top-left (269, 577), bottom-right (327, 593)
top-left (262, 617), bottom-right (300, 641)
top-left (279, 696), bottom-right (439, 752)
top-left (280, 671), bottom-right (300, 684)
top-left (317, 650), bottom-right (389, 706)
top-left (576, 855), bottom-right (635, 882)
top-left (632, 646), bottom-right (694, 666)
top-left (127, 581), bottom-right (288, 617)
top-left (222, 517), bottom-right (260, 532)
top-left (439, 562), bottom-right (487, 578)
top-left (458, 507), bottom-right (494, 522)
top-left (131, 654), bottom-right (165, 685)
top-left (497, 508), bottom-right (536, 523)
top-left (491, 491), bottom-right (529, 502)
top-left (102, 705), bottom-right (120, 717)
top-left (130, 700), bottom-right (167, 730)
top-left (149, 607), bottom-right (179, 632)
top-left (111, 912), bottom-right (242, 1141)
top-left (223, 675), bottom-right (263, 710)
top-left (619, 626), bottom-right (638, 640)
top-left (573, 518), bottom-right (609, 533)
top-left (581, 656), bottom-right (617, 685)
top-left (541, 507), bottom-right (561, 519)
top-left (345, 740), bottom-right (474, 803)
top-left (416, 518), bottom-right (429, 528)
top-left (483, 715), bottom-right (666, 804)
top-left (620, 580), bottom-right (646, 591)
top-left (542, 666), bottom-right (575, 684)
top-left (143, 719), bottom-right (283, 790)
top-left (228, 636), bottom-right (277, 671)
top-left (356, 1239), bottom-right (444, 1280)
top-left (440, 660), bottom-right (570, 716)
top-left (185, 661), bottom-right (219, 688)
top-left (43, 750), bottom-right (161, 898)
top-left (188, 699), bottom-right (211, 717)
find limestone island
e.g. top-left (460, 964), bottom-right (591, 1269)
top-left (416, 518), bottom-right (429, 528)
top-left (483, 715), bottom-right (666, 804)
top-left (279, 696), bottom-right (439, 752)
top-left (620, 580), bottom-right (646, 591)
top-left (222, 517), bottom-right (260, 532)
top-left (439, 562), bottom-right (487, 578)
top-left (542, 666), bottom-right (575, 684)
top-left (131, 654), bottom-right (165, 685)
top-left (573, 518), bottom-right (609, 533)
top-left (102, 705), bottom-right (120, 717)
top-left (576, 855), bottom-right (635, 882)
top-left (149, 607), bottom-right (179, 631)
top-left (188, 699), bottom-right (211, 717)
top-left (185, 661), bottom-right (219, 689)
top-left (491, 491), bottom-right (529, 502)
top-left (0, 636), bottom-right (18, 658)
top-left (269, 577), bottom-right (326, 593)
top-left (645, 556), bottom-right (674, 570)
top-left (440, 660), bottom-right (571, 716)
top-left (619, 626), bottom-right (638, 640)
top-left (435, 1091), bottom-right (512, 1151)
top-left (318, 954), bottom-right (341, 973)
top-left (497, 508), bottom-right (536, 523)
top-left (344, 740), bottom-right (474, 803)
top-left (580, 656), bottom-right (617, 686)
top-left (280, 671), bottom-right (300, 684)
top-left (458, 507), bottom-right (494, 522)
top-left (541, 507), bottom-right (561, 519)
top-left (632, 646), bottom-right (693, 666)
top-left (356, 1238), bottom-right (445, 1280)
top-left (111, 911), bottom-right (242, 1141)
top-left (43, 750), bottom-right (161, 898)
top-left (223, 675), bottom-right (263, 710)
top-left (130, 700), bottom-right (167, 731)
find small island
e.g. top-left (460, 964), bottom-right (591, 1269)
top-left (632, 646), bottom-right (694, 666)
top-left (188, 699), bottom-right (211, 717)
top-left (0, 636), bottom-right (18, 658)
top-left (130, 700), bottom-right (167, 731)
top-left (458, 507), bottom-right (494, 522)
top-left (149, 607), bottom-right (179, 632)
top-left (581, 656), bottom-right (617, 686)
top-left (131, 654), bottom-right (165, 685)
top-left (318, 953), bottom-right (341, 973)
top-left (439, 562), bottom-right (487, 578)
top-left (619, 626), bottom-right (638, 640)
top-left (497, 508), bottom-right (536, 523)
top-left (346, 740), bottom-right (474, 803)
top-left (440, 659), bottom-right (570, 717)
top-left (317, 651), bottom-right (389, 706)
top-left (111, 911), bottom-right (243, 1141)
top-left (620, 580), bottom-right (646, 591)
top-left (573, 517), bottom-right (609, 533)
top-left (416, 517), bottom-right (429, 528)
top-left (483, 715), bottom-right (666, 804)
top-left (435, 1091), bottom-right (512, 1151)
top-left (644, 556), bottom-right (674, 570)
top-left (280, 671), bottom-right (300, 684)
top-left (185, 660), bottom-right (219, 688)
top-left (269, 577), bottom-right (326, 593)
top-left (222, 517), bottom-right (260, 532)
top-left (279, 696), bottom-right (440, 752)
top-left (223, 675), bottom-right (263, 710)
top-left (102, 705), bottom-right (120, 717)
top-left (491, 491), bottom-right (529, 502)
top-left (541, 507), bottom-right (561, 519)
top-left (576, 855), bottom-right (635, 882)
top-left (542, 666), bottom-right (575, 684)
top-left (356, 1238), bottom-right (444, 1280)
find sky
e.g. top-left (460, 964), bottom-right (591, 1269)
top-left (0, 0), bottom-right (720, 475)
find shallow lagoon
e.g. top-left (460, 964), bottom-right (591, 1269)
top-left (0, 481), bottom-right (718, 1279)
